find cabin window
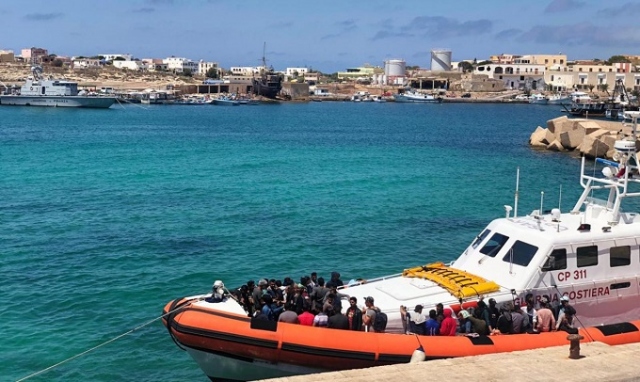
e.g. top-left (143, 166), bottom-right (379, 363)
top-left (471, 229), bottom-right (491, 249)
top-left (542, 249), bottom-right (567, 271)
top-left (479, 233), bottom-right (509, 257)
top-left (502, 240), bottom-right (538, 267)
top-left (577, 245), bottom-right (598, 267)
top-left (611, 282), bottom-right (631, 290)
top-left (610, 246), bottom-right (631, 267)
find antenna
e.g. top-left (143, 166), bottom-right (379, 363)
top-left (514, 167), bottom-right (520, 218)
top-left (558, 185), bottom-right (562, 210)
top-left (540, 191), bottom-right (544, 215)
top-left (262, 42), bottom-right (267, 68)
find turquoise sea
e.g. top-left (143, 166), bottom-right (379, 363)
top-left (2, 101), bottom-right (577, 381)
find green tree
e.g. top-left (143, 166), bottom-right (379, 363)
top-left (458, 61), bottom-right (473, 73)
top-left (182, 68), bottom-right (192, 77)
top-left (477, 60), bottom-right (492, 66)
top-left (205, 67), bottom-right (218, 79)
top-left (607, 55), bottom-right (631, 64)
top-left (599, 83), bottom-right (609, 92)
top-left (52, 59), bottom-right (64, 67)
top-left (114, 56), bottom-right (126, 61)
top-left (588, 84), bottom-right (595, 93)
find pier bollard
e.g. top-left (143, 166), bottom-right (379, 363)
top-left (567, 334), bottom-right (584, 359)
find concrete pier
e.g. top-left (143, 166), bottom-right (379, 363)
top-left (259, 341), bottom-right (640, 382)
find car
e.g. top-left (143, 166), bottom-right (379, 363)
top-left (461, 93), bottom-right (471, 98)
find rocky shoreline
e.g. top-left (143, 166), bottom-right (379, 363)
top-left (529, 116), bottom-right (629, 159)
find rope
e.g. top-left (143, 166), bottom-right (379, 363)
top-left (15, 298), bottom-right (199, 382)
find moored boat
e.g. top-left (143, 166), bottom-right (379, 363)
top-left (212, 96), bottom-right (240, 106)
top-left (0, 66), bottom-right (116, 108)
top-left (528, 93), bottom-right (548, 105)
top-left (393, 90), bottom-right (442, 103)
top-left (164, 112), bottom-right (640, 381)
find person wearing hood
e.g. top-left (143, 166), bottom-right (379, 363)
top-left (440, 308), bottom-right (457, 336)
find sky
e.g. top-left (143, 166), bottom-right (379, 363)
top-left (1, 0), bottom-right (640, 73)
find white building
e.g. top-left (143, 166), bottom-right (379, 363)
top-left (230, 66), bottom-right (264, 76)
top-left (198, 60), bottom-right (219, 76)
top-left (100, 53), bottom-right (133, 61)
top-left (164, 57), bottom-right (198, 74)
top-left (113, 60), bottom-right (147, 71)
top-left (474, 63), bottom-right (546, 90)
top-left (73, 58), bottom-right (102, 69)
top-left (285, 67), bottom-right (308, 77)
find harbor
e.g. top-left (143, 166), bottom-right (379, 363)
top-left (259, 340), bottom-right (640, 382)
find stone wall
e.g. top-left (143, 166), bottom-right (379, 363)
top-left (529, 116), bottom-right (633, 159)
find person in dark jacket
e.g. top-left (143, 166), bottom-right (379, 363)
top-left (345, 296), bottom-right (363, 331)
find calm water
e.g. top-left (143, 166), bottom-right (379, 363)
top-left (2, 102), bottom-right (575, 381)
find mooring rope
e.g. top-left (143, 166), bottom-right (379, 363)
top-left (15, 298), bottom-right (199, 382)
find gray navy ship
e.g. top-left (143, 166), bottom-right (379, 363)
top-left (0, 66), bottom-right (116, 108)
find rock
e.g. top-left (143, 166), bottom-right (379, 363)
top-left (529, 126), bottom-right (549, 146)
top-left (578, 136), bottom-right (611, 159)
top-left (547, 116), bottom-right (569, 134)
top-left (578, 120), bottom-right (605, 135)
top-left (559, 127), bottom-right (585, 150)
top-left (544, 128), bottom-right (556, 145)
top-left (547, 139), bottom-right (565, 151)
top-left (589, 128), bottom-right (611, 139)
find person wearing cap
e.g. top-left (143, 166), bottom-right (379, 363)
top-left (556, 295), bottom-right (576, 331)
top-left (252, 279), bottom-right (269, 312)
top-left (536, 297), bottom-right (556, 332)
top-left (401, 305), bottom-right (426, 335)
top-left (362, 296), bottom-right (377, 332)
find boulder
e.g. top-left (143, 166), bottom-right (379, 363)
top-left (578, 136), bottom-right (611, 159)
top-left (577, 120), bottom-right (605, 135)
top-left (589, 128), bottom-right (611, 139)
top-left (544, 128), bottom-right (556, 144)
top-left (547, 139), bottom-right (565, 151)
top-left (559, 127), bottom-right (585, 150)
top-left (529, 126), bottom-right (549, 146)
top-left (547, 116), bottom-right (569, 134)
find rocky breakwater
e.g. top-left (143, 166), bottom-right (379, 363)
top-left (529, 116), bottom-right (632, 159)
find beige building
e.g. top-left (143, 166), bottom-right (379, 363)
top-left (21, 47), bottom-right (48, 63)
top-left (0, 49), bottom-right (15, 63)
top-left (337, 64), bottom-right (382, 80)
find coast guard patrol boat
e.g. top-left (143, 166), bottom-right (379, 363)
top-left (164, 112), bottom-right (640, 381)
top-left (0, 66), bottom-right (115, 108)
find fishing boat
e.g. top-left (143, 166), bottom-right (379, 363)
top-left (0, 66), bottom-right (116, 108)
top-left (163, 112), bottom-right (640, 381)
top-left (252, 43), bottom-right (283, 99)
top-left (393, 90), bottom-right (442, 103)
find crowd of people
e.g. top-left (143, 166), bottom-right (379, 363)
top-left (401, 294), bottom-right (578, 336)
top-left (227, 273), bottom-right (578, 336)
top-left (230, 272), bottom-right (387, 332)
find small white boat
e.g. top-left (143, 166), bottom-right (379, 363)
top-left (546, 93), bottom-right (571, 105)
top-left (213, 97), bottom-right (240, 106)
top-left (393, 90), bottom-right (442, 103)
top-left (528, 93), bottom-right (548, 105)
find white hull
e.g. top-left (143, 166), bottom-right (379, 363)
top-left (394, 93), bottom-right (442, 103)
top-left (0, 95), bottom-right (115, 108)
top-left (186, 345), bottom-right (325, 381)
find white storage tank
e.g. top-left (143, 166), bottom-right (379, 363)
top-left (384, 59), bottom-right (406, 77)
top-left (431, 49), bottom-right (452, 72)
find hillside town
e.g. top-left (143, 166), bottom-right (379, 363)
top-left (1, 47), bottom-right (640, 101)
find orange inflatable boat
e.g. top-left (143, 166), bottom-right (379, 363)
top-left (163, 297), bottom-right (640, 381)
